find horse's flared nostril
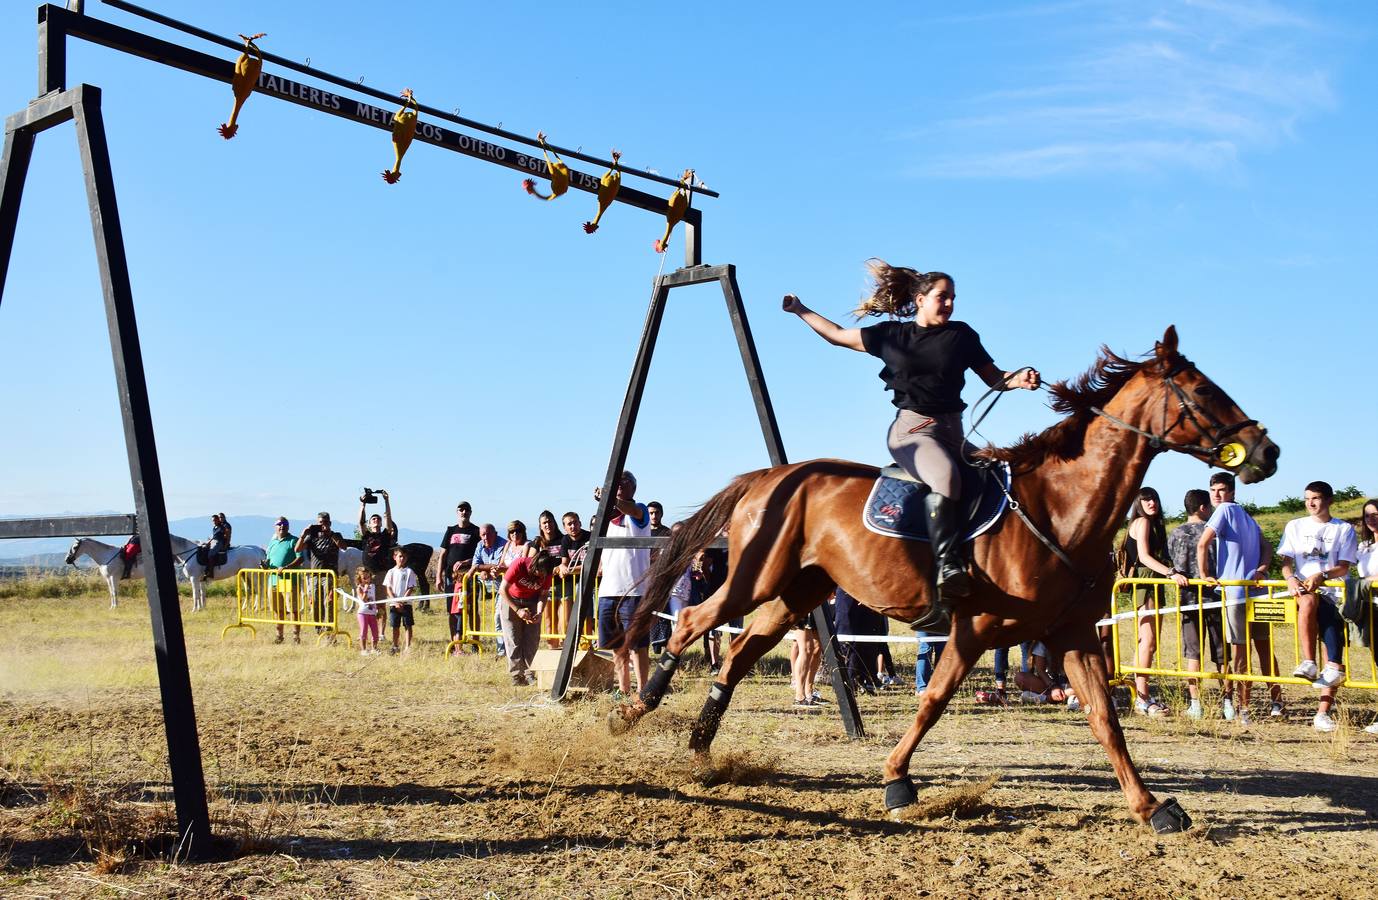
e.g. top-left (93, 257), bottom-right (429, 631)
top-left (1264, 444), bottom-right (1279, 463)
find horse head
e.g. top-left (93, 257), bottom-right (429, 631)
top-left (65, 538), bottom-right (81, 566)
top-left (1107, 325), bottom-right (1279, 483)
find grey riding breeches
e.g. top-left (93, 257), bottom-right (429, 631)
top-left (885, 410), bottom-right (968, 499)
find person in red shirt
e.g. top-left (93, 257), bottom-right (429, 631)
top-left (499, 550), bottom-right (558, 685)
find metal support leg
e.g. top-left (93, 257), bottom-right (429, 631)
top-left (716, 266), bottom-right (864, 738)
top-left (0, 126), bottom-right (38, 302)
top-left (70, 86), bottom-right (212, 853)
top-left (551, 275), bottom-right (672, 700)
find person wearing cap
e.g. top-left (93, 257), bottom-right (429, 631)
top-left (265, 517), bottom-right (302, 644)
top-left (438, 502), bottom-right (480, 641)
top-left (296, 512), bottom-right (345, 633)
top-left (596, 470), bottom-right (653, 697)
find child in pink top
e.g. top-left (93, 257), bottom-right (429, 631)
top-left (354, 566), bottom-right (381, 654)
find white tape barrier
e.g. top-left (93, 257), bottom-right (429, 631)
top-left (652, 610), bottom-right (947, 644)
top-left (336, 588), bottom-right (455, 613)
top-left (1093, 593), bottom-right (1272, 629)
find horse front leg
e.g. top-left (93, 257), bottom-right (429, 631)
top-left (1057, 637), bottom-right (1192, 833)
top-left (882, 613), bottom-right (983, 814)
top-left (106, 573), bottom-right (118, 609)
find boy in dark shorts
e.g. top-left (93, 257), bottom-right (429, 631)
top-left (384, 546), bottom-right (417, 654)
top-left (1168, 489), bottom-right (1224, 718)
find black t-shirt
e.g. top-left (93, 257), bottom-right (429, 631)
top-left (440, 523), bottom-right (481, 571)
top-left (860, 320), bottom-right (993, 414)
top-left (555, 529), bottom-right (591, 601)
top-left (304, 529), bottom-right (340, 570)
top-left (362, 522), bottom-right (398, 572)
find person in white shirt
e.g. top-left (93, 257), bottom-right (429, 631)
top-left (384, 546), bottom-right (419, 654)
top-left (595, 470), bottom-right (653, 696)
top-left (1278, 481), bottom-right (1358, 732)
top-left (1354, 498), bottom-right (1378, 736)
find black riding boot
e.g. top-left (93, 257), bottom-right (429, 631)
top-left (909, 492), bottom-right (970, 632)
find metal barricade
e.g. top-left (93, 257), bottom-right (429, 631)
top-left (444, 571), bottom-right (599, 657)
top-left (224, 568), bottom-right (351, 646)
top-left (1107, 577), bottom-right (1376, 689)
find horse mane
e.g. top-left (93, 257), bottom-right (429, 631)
top-left (983, 345), bottom-right (1152, 470)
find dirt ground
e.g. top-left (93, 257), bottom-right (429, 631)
top-left (2, 593), bottom-right (1376, 898)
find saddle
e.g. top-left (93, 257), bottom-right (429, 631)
top-left (863, 460), bottom-right (1011, 543)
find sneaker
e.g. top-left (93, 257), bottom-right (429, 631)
top-left (1269, 701), bottom-right (1284, 718)
top-left (1313, 665), bottom-right (1345, 689)
top-left (793, 697), bottom-right (814, 708)
top-left (1237, 709), bottom-right (1251, 727)
top-left (1222, 697), bottom-right (1236, 721)
top-left (1364, 721), bottom-right (1378, 735)
top-left (1292, 660), bottom-right (1319, 681)
top-left (1313, 711), bottom-right (1337, 733)
top-left (1185, 700), bottom-right (1203, 720)
top-left (1066, 694), bottom-right (1081, 713)
top-left (810, 691), bottom-right (830, 704)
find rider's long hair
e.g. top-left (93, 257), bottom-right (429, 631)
top-left (853, 259), bottom-right (954, 319)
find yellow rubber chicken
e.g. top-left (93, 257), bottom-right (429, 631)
top-left (218, 32), bottom-right (265, 140)
top-left (522, 132), bottom-right (570, 200)
top-left (653, 169), bottom-right (695, 253)
top-left (583, 150), bottom-right (621, 234)
top-left (381, 89), bottom-right (418, 184)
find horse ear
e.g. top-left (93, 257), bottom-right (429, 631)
top-left (1154, 325), bottom-right (1179, 360)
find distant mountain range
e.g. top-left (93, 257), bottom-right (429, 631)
top-left (0, 514), bottom-right (443, 563)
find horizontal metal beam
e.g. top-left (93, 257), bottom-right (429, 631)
top-left (39, 5), bottom-right (707, 216)
top-left (0, 513), bottom-right (137, 538)
top-left (96, 0), bottom-right (716, 200)
top-left (5, 87), bottom-right (77, 133)
top-left (660, 263), bottom-right (730, 288)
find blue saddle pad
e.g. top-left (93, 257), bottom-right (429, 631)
top-left (863, 461), bottom-right (1011, 543)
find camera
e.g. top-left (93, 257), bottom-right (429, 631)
top-left (361, 487), bottom-right (382, 504)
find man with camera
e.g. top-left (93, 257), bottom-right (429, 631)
top-left (296, 512), bottom-right (345, 632)
top-left (359, 488), bottom-right (402, 603)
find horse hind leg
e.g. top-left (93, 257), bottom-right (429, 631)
top-left (1054, 634), bottom-right (1191, 833)
top-left (688, 597), bottom-right (799, 755)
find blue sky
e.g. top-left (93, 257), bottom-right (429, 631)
top-left (2, 0), bottom-right (1374, 540)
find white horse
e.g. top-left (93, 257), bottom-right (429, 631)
top-left (182, 544), bottom-right (267, 612)
top-left (65, 535), bottom-right (200, 609)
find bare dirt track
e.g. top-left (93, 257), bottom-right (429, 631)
top-left (2, 593), bottom-right (1376, 898)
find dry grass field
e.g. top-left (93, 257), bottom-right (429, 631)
top-left (2, 585), bottom-right (1376, 898)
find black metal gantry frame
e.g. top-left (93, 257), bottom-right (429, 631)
top-left (0, 83), bottom-right (212, 853)
top-left (0, 4), bottom-right (866, 853)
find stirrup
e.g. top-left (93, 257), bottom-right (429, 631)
top-left (908, 599), bottom-right (951, 633)
top-left (939, 567), bottom-right (972, 600)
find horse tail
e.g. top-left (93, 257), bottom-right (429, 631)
top-left (616, 468), bottom-right (770, 650)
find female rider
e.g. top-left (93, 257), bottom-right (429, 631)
top-left (783, 261), bottom-right (1039, 626)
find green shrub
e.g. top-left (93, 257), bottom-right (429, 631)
top-left (1277, 496), bottom-right (1305, 512)
top-left (1335, 484), bottom-right (1365, 503)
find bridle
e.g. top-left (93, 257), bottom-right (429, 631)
top-left (1087, 359), bottom-right (1265, 473)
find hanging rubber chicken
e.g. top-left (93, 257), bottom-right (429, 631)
top-left (380, 89), bottom-right (418, 184)
top-left (653, 169), bottom-right (695, 253)
top-left (582, 150), bottom-right (621, 234)
top-left (218, 32), bottom-right (266, 140)
top-left (522, 132), bottom-right (570, 200)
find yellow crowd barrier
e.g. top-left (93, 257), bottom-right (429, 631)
top-left (1107, 577), bottom-right (1377, 690)
top-left (444, 571), bottom-right (599, 657)
top-left (223, 568), bottom-right (352, 646)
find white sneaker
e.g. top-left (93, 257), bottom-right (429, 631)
top-left (1237, 709), bottom-right (1252, 727)
top-left (1185, 700), bottom-right (1203, 719)
top-left (1269, 701), bottom-right (1284, 718)
top-left (1313, 711), bottom-right (1337, 733)
top-left (1365, 721), bottom-right (1378, 735)
top-left (1292, 660), bottom-right (1319, 680)
top-left (1066, 694), bottom-right (1081, 713)
top-left (1312, 665), bottom-right (1345, 689)
top-left (1222, 697), bottom-right (1236, 721)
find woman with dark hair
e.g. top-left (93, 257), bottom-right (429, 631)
top-left (783, 261), bottom-right (1040, 628)
top-left (1358, 499), bottom-right (1378, 736)
top-left (1121, 486), bottom-right (1186, 717)
top-left (499, 548), bottom-right (559, 685)
top-left (532, 510), bottom-right (564, 647)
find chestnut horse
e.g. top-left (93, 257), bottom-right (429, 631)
top-left (613, 326), bottom-right (1278, 832)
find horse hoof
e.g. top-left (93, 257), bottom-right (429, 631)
top-left (607, 702), bottom-right (640, 736)
top-left (883, 775), bottom-right (917, 814)
top-left (1149, 797), bottom-right (1192, 833)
